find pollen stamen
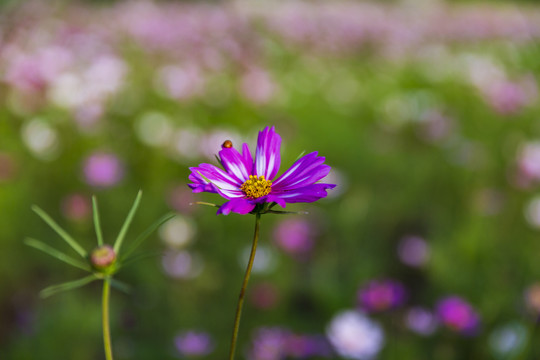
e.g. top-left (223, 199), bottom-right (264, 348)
top-left (241, 175), bottom-right (272, 199)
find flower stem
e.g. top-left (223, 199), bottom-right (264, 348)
top-left (228, 212), bottom-right (261, 360)
top-left (102, 277), bottom-right (114, 360)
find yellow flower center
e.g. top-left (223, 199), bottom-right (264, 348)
top-left (241, 175), bottom-right (272, 199)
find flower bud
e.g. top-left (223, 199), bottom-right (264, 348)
top-left (90, 245), bottom-right (116, 272)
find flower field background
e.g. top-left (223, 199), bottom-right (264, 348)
top-left (2, 1), bottom-right (540, 359)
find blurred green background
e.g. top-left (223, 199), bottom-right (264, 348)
top-left (2, 0), bottom-right (540, 359)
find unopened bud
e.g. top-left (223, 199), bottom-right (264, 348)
top-left (90, 245), bottom-right (116, 271)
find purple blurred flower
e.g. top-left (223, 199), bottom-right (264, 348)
top-left (82, 152), bottom-right (124, 187)
top-left (436, 296), bottom-right (480, 335)
top-left (397, 235), bottom-right (430, 267)
top-left (174, 331), bottom-right (214, 357)
top-left (405, 307), bottom-right (438, 336)
top-left (285, 334), bottom-right (333, 358)
top-left (357, 279), bottom-right (407, 312)
top-left (248, 327), bottom-right (331, 360)
top-left (248, 327), bottom-right (289, 360)
top-left (273, 218), bottom-right (315, 257)
top-left (326, 310), bottom-right (384, 360)
top-left (188, 126), bottom-right (335, 215)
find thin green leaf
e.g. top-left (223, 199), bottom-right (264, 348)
top-left (113, 190), bottom-right (142, 254)
top-left (196, 171), bottom-right (222, 190)
top-left (32, 205), bottom-right (87, 258)
top-left (190, 201), bottom-right (221, 208)
top-left (109, 278), bottom-right (132, 294)
top-left (214, 154), bottom-right (224, 168)
top-left (121, 212), bottom-right (176, 261)
top-left (263, 210), bottom-right (309, 215)
top-left (92, 196), bottom-right (104, 246)
top-left (40, 275), bottom-right (98, 298)
top-left (25, 238), bottom-right (91, 271)
top-left (293, 150), bottom-right (307, 162)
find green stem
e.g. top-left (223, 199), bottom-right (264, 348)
top-left (102, 278), bottom-right (114, 360)
top-left (228, 212), bottom-right (261, 360)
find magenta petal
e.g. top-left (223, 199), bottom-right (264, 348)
top-left (217, 198), bottom-right (256, 215)
top-left (189, 163), bottom-right (242, 191)
top-left (273, 152), bottom-right (330, 190)
top-left (219, 147), bottom-right (250, 182)
top-left (255, 126), bottom-right (281, 180)
top-left (272, 183), bottom-right (336, 204)
top-left (242, 143), bottom-right (254, 174)
top-left (266, 195), bottom-right (287, 208)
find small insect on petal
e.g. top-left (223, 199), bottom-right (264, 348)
top-left (222, 140), bottom-right (233, 149)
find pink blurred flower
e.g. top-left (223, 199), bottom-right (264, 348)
top-left (484, 76), bottom-right (537, 115)
top-left (250, 282), bottom-right (280, 310)
top-left (240, 68), bottom-right (276, 104)
top-left (61, 193), bottom-right (91, 221)
top-left (397, 235), bottom-right (430, 267)
top-left (273, 218), bottom-right (315, 257)
top-left (82, 152), bottom-right (124, 188)
top-left (0, 152), bottom-right (18, 182)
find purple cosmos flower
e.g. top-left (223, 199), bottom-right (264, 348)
top-left (188, 126), bottom-right (335, 215)
top-left (436, 296), bottom-right (480, 335)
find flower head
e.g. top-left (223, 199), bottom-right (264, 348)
top-left (436, 296), bottom-right (480, 335)
top-left (188, 126), bottom-right (335, 215)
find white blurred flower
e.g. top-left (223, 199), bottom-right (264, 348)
top-left (136, 111), bottom-right (174, 147)
top-left (162, 250), bottom-right (203, 279)
top-left (159, 215), bottom-right (196, 249)
top-left (157, 64), bottom-right (204, 100)
top-left (172, 127), bottom-right (203, 160)
top-left (489, 322), bottom-right (528, 358)
top-left (405, 307), bottom-right (438, 336)
top-left (326, 310), bottom-right (384, 359)
top-left (240, 245), bottom-right (277, 274)
top-left (525, 196), bottom-right (540, 229)
top-left (21, 118), bottom-right (60, 160)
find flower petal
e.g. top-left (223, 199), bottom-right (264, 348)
top-left (217, 198), bottom-right (256, 215)
top-left (255, 126), bottom-right (281, 180)
top-left (273, 152), bottom-right (330, 190)
top-left (189, 163), bottom-right (242, 191)
top-left (188, 171), bottom-right (218, 193)
top-left (219, 146), bottom-right (251, 182)
top-left (265, 195), bottom-right (287, 208)
top-left (271, 183), bottom-right (336, 204)
top-left (242, 142), bottom-right (254, 174)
